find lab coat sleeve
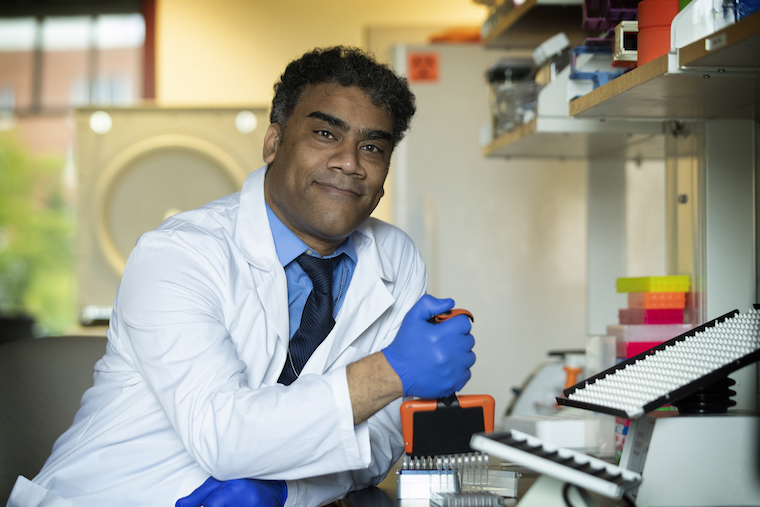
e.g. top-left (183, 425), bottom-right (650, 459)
top-left (283, 398), bottom-right (403, 507)
top-left (114, 227), bottom-right (369, 481)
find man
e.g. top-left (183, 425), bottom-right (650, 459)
top-left (8, 46), bottom-right (475, 507)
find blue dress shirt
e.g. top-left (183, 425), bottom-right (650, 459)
top-left (266, 203), bottom-right (357, 340)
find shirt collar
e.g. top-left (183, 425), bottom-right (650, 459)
top-left (265, 201), bottom-right (357, 266)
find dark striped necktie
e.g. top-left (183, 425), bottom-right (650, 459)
top-left (278, 253), bottom-right (338, 385)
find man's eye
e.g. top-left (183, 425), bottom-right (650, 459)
top-left (315, 130), bottom-right (334, 139)
top-left (362, 144), bottom-right (383, 154)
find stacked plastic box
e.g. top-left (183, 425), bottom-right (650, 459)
top-left (610, 276), bottom-right (693, 359)
top-left (607, 276), bottom-right (693, 459)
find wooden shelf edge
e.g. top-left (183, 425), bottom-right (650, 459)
top-left (569, 55), bottom-right (669, 117)
top-left (481, 0), bottom-right (537, 47)
top-left (482, 119), bottom-right (538, 157)
top-left (678, 9), bottom-right (760, 68)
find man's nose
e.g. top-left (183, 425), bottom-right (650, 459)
top-left (328, 143), bottom-right (361, 175)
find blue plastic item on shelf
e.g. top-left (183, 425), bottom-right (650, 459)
top-left (569, 46), bottom-right (626, 89)
top-left (736, 0), bottom-right (760, 20)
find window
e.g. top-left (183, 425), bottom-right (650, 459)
top-left (0, 12), bottom-right (145, 337)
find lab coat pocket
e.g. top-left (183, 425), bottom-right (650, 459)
top-left (7, 476), bottom-right (73, 507)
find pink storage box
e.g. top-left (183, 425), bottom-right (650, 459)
top-left (619, 308), bottom-right (684, 325)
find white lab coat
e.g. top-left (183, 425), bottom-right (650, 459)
top-left (7, 166), bottom-right (427, 507)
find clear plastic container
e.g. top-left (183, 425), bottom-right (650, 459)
top-left (486, 59), bottom-right (534, 136)
top-left (488, 80), bottom-right (542, 136)
top-left (607, 323), bottom-right (695, 359)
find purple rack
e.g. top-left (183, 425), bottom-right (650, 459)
top-left (583, 0), bottom-right (640, 31)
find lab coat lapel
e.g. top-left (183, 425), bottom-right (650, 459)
top-left (307, 225), bottom-right (396, 371)
top-left (235, 166), bottom-right (289, 347)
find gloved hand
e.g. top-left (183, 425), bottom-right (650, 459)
top-left (382, 294), bottom-right (475, 399)
top-left (176, 477), bottom-right (287, 507)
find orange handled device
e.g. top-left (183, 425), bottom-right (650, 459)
top-left (401, 394), bottom-right (495, 456)
top-left (430, 308), bottom-right (475, 324)
top-left (400, 309), bottom-right (495, 457)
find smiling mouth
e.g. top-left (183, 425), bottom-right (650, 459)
top-left (314, 181), bottom-right (362, 197)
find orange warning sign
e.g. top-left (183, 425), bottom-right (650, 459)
top-left (408, 52), bottom-right (439, 83)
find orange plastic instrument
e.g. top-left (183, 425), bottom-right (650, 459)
top-left (399, 308), bottom-right (495, 457)
top-left (401, 394), bottom-right (495, 456)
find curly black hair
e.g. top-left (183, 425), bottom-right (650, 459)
top-left (270, 46), bottom-right (416, 149)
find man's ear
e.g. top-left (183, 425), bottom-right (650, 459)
top-left (263, 123), bottom-right (282, 164)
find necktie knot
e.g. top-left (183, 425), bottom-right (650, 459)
top-left (296, 254), bottom-right (335, 297)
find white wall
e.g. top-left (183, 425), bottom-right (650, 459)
top-left (393, 44), bottom-right (588, 422)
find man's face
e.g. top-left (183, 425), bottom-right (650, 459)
top-left (263, 83), bottom-right (393, 254)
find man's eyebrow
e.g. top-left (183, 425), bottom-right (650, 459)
top-left (362, 128), bottom-right (393, 143)
top-left (307, 111), bottom-right (349, 132)
top-left (308, 111), bottom-right (393, 143)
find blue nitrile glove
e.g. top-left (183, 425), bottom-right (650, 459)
top-left (176, 477), bottom-right (287, 507)
top-left (382, 294), bottom-right (476, 399)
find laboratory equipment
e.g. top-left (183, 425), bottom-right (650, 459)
top-left (430, 490), bottom-right (506, 507)
top-left (502, 349), bottom-right (614, 456)
top-left (560, 307), bottom-right (758, 418)
top-left (472, 429), bottom-right (641, 501)
top-left (396, 308), bottom-right (514, 502)
top-left (397, 394), bottom-right (497, 500)
top-left (472, 306), bottom-right (760, 506)
top-left (506, 350), bottom-right (586, 418)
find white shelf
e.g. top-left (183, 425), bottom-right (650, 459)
top-left (483, 119), bottom-right (664, 159)
top-left (483, 64), bottom-right (664, 159)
